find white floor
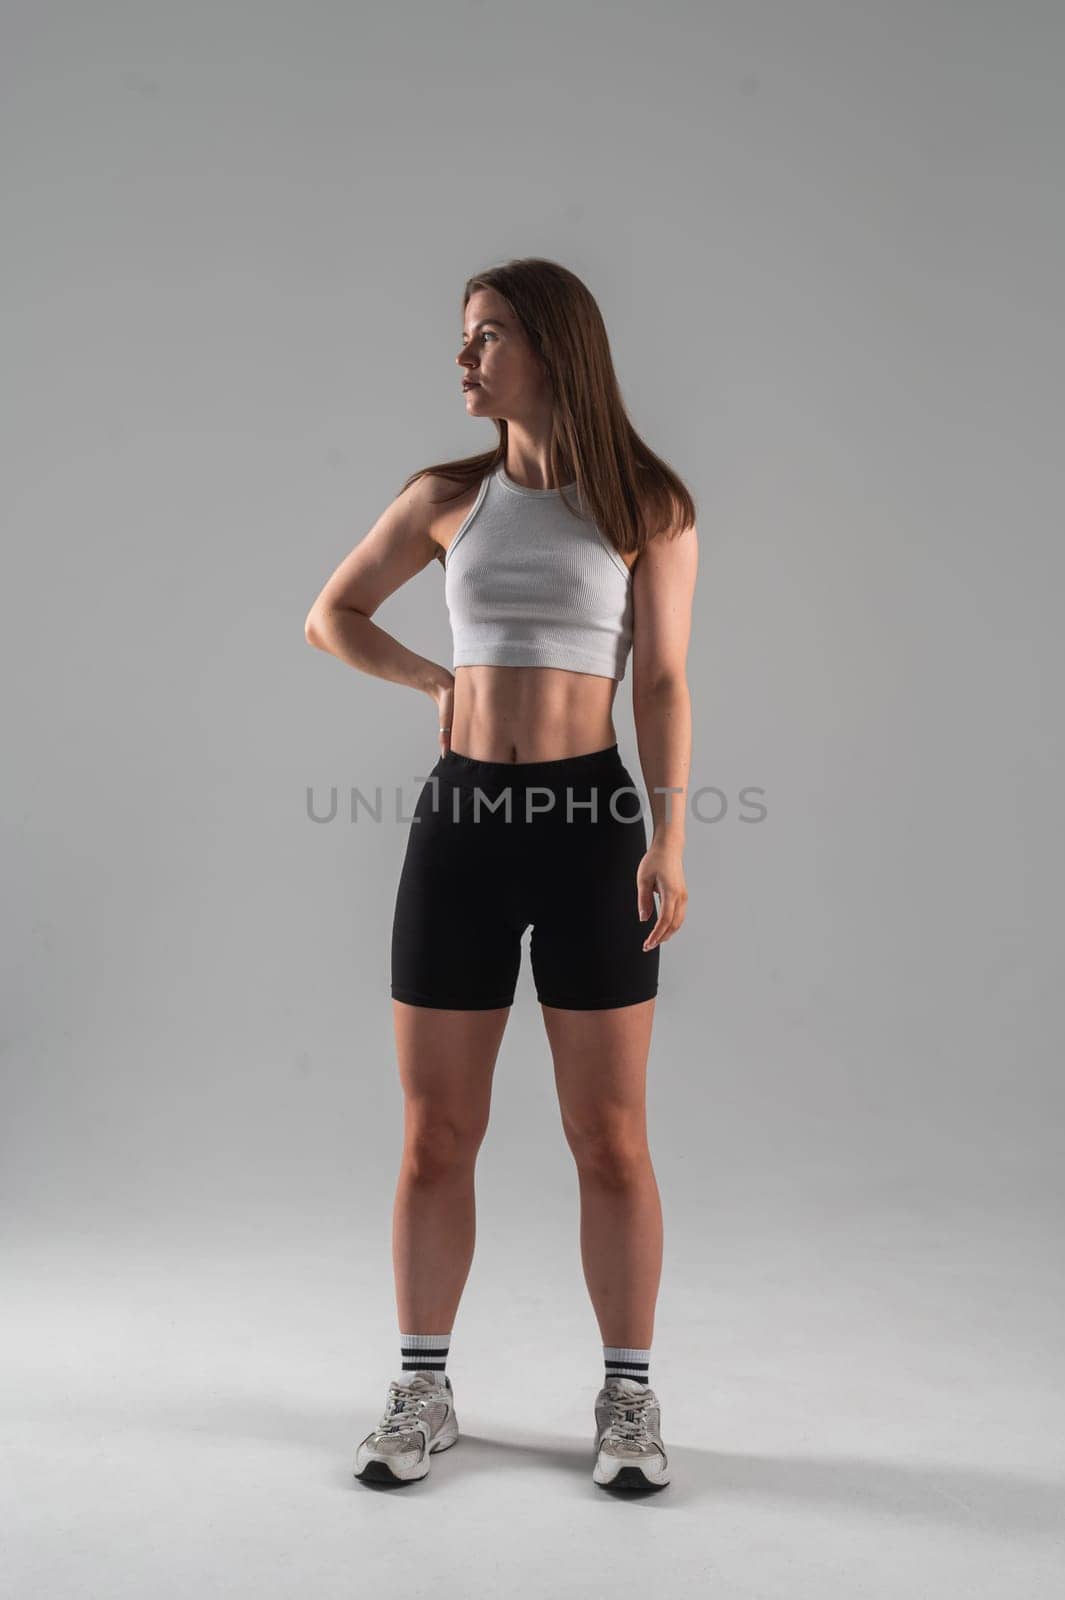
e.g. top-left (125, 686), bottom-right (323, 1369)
top-left (3, 1203), bottom-right (1063, 1599)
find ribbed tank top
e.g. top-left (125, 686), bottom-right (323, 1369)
top-left (444, 463), bottom-right (634, 681)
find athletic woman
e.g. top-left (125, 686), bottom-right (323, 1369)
top-left (305, 258), bottom-right (698, 1491)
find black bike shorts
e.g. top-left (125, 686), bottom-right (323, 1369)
top-left (391, 743), bottom-right (660, 1011)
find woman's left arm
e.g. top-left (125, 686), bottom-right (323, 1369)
top-left (630, 514), bottom-right (700, 950)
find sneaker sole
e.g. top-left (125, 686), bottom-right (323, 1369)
top-left (594, 1466), bottom-right (669, 1491)
top-left (593, 1450), bottom-right (670, 1491)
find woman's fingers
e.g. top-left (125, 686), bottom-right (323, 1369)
top-left (638, 868), bottom-right (688, 950)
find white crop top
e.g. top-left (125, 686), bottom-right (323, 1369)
top-left (443, 463), bottom-right (634, 681)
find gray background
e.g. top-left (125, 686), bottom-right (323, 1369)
top-left (3, 1), bottom-right (1063, 1595)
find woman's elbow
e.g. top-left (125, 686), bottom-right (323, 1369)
top-left (634, 669), bottom-right (688, 701)
top-left (304, 606), bottom-right (330, 649)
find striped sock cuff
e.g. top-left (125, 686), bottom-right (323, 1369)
top-left (400, 1332), bottom-right (451, 1373)
top-left (604, 1344), bottom-right (651, 1383)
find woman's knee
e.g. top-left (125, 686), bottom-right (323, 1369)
top-left (401, 1108), bottom-right (487, 1181)
top-left (564, 1116), bottom-right (648, 1185)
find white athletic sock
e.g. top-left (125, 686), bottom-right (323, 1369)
top-left (603, 1344), bottom-right (650, 1386)
top-left (399, 1330), bottom-right (450, 1379)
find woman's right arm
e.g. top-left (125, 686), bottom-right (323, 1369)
top-left (304, 475), bottom-right (453, 712)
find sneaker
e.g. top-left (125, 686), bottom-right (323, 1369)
top-left (593, 1375), bottom-right (670, 1489)
top-left (354, 1370), bottom-right (459, 1486)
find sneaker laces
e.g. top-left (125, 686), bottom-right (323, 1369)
top-left (602, 1388), bottom-right (654, 1444)
top-left (375, 1379), bottom-right (436, 1439)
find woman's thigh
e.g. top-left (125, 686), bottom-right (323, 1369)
top-left (392, 1001), bottom-right (510, 1140)
top-left (526, 774), bottom-right (660, 1011)
top-left (391, 777), bottom-right (527, 1011)
top-left (540, 998), bottom-right (657, 1146)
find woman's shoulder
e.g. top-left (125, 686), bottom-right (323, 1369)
top-left (407, 471), bottom-right (486, 565)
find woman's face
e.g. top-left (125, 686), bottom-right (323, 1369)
top-left (457, 287), bottom-right (550, 421)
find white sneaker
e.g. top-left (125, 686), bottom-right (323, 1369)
top-left (354, 1371), bottom-right (459, 1486)
top-left (593, 1375), bottom-right (670, 1489)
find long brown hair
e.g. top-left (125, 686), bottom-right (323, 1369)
top-left (399, 258), bottom-right (696, 561)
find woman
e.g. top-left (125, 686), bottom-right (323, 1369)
top-left (305, 258), bottom-right (698, 1492)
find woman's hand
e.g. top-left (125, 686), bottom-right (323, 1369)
top-left (433, 674), bottom-right (455, 757)
top-left (636, 840), bottom-right (688, 950)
